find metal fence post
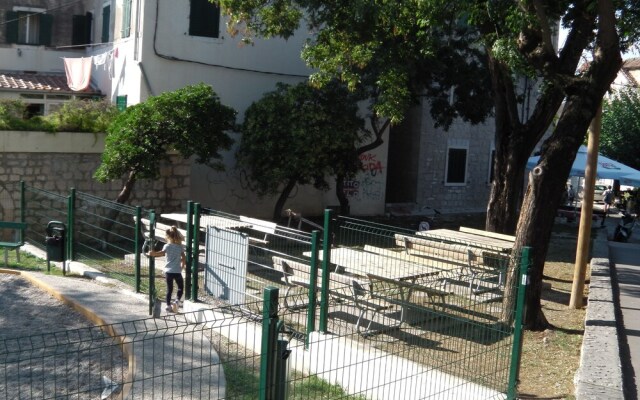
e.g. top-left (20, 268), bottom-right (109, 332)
top-left (19, 181), bottom-right (25, 242)
top-left (306, 230), bottom-right (320, 347)
top-left (149, 210), bottom-right (156, 316)
top-left (191, 203), bottom-right (201, 301)
top-left (319, 209), bottom-right (333, 332)
top-left (507, 246), bottom-right (531, 399)
top-left (185, 201), bottom-right (194, 299)
top-left (67, 188), bottom-right (75, 261)
top-left (260, 287), bottom-right (280, 400)
top-left (134, 206), bottom-right (142, 293)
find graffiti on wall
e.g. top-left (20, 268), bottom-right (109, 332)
top-left (343, 152), bottom-right (385, 201)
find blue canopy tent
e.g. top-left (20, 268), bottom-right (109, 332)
top-left (527, 145), bottom-right (640, 186)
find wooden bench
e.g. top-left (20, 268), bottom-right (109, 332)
top-left (240, 216), bottom-right (277, 246)
top-left (272, 256), bottom-right (393, 334)
top-left (0, 221), bottom-right (27, 267)
top-left (272, 256), bottom-right (356, 302)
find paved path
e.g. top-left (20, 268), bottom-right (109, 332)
top-left (0, 255), bottom-right (225, 399)
top-left (610, 224), bottom-right (640, 400)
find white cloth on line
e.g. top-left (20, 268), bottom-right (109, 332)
top-left (63, 57), bottom-right (93, 91)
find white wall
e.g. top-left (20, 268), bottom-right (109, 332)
top-left (87, 0), bottom-right (389, 218)
top-left (0, 46), bottom-right (84, 73)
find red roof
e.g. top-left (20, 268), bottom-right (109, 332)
top-left (0, 72), bottom-right (101, 94)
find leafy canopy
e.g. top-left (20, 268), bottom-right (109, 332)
top-left (217, 0), bottom-right (493, 127)
top-left (602, 88), bottom-right (640, 171)
top-left (237, 81), bottom-right (365, 196)
top-left (95, 84), bottom-right (236, 182)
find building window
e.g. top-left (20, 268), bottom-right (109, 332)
top-left (121, 0), bottom-right (132, 38)
top-left (6, 9), bottom-right (52, 46)
top-left (445, 140), bottom-right (468, 185)
top-left (72, 13), bottom-right (92, 46)
top-left (101, 4), bottom-right (111, 43)
top-left (189, 0), bottom-right (220, 38)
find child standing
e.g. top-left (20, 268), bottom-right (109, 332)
top-left (147, 226), bottom-right (186, 312)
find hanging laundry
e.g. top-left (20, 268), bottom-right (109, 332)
top-left (92, 49), bottom-right (116, 79)
top-left (92, 52), bottom-right (110, 67)
top-left (63, 57), bottom-right (92, 91)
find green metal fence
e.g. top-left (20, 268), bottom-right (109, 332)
top-left (4, 183), bottom-right (530, 398)
top-left (1, 277), bottom-right (528, 399)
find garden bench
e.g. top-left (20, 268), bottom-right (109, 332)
top-left (0, 221), bottom-right (27, 267)
top-left (272, 256), bottom-right (362, 307)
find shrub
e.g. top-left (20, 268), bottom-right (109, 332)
top-left (45, 99), bottom-right (118, 132)
top-left (0, 100), bottom-right (53, 131)
top-left (0, 98), bottom-right (117, 132)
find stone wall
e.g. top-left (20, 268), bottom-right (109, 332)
top-left (0, 132), bottom-right (191, 221)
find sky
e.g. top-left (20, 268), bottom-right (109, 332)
top-left (558, 28), bottom-right (640, 60)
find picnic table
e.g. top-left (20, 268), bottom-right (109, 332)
top-left (303, 247), bottom-right (439, 282)
top-left (161, 213), bottom-right (252, 231)
top-left (416, 228), bottom-right (514, 253)
top-left (303, 247), bottom-right (447, 336)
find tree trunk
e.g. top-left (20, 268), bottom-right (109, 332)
top-left (102, 171), bottom-right (137, 250)
top-left (335, 174), bottom-right (350, 215)
top-left (116, 171), bottom-right (137, 204)
top-left (273, 179), bottom-right (297, 221)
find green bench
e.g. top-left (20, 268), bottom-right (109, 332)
top-left (0, 221), bottom-right (27, 267)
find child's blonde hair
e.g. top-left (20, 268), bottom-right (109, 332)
top-left (165, 226), bottom-right (184, 244)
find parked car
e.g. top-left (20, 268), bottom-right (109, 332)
top-left (577, 184), bottom-right (608, 202)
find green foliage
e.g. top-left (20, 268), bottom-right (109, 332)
top-left (0, 100), bottom-right (53, 131)
top-left (601, 88), bottom-right (640, 171)
top-left (237, 81), bottom-right (365, 196)
top-left (0, 98), bottom-right (117, 132)
top-left (44, 99), bottom-right (118, 132)
top-left (218, 0), bottom-right (493, 127)
top-left (94, 84), bottom-right (236, 182)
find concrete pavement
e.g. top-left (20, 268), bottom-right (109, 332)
top-left (609, 214), bottom-right (640, 400)
top-left (3, 244), bottom-right (225, 399)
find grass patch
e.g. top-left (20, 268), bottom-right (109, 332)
top-left (517, 221), bottom-right (590, 399)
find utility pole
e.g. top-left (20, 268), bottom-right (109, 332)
top-left (569, 105), bottom-right (601, 308)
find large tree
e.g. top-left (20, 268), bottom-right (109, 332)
top-left (95, 83), bottom-right (236, 204)
top-left (216, 0), bottom-right (640, 329)
top-left (237, 82), bottom-right (365, 220)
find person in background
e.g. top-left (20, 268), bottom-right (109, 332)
top-left (147, 226), bottom-right (186, 312)
top-left (567, 184), bottom-right (575, 206)
top-left (601, 185), bottom-right (614, 227)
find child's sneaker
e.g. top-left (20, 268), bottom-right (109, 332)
top-left (165, 306), bottom-right (174, 313)
top-left (171, 301), bottom-right (179, 313)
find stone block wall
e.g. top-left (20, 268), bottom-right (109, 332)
top-left (0, 132), bottom-right (191, 221)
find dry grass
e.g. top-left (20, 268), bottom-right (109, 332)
top-left (517, 224), bottom-right (591, 399)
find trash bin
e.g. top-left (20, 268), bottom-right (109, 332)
top-left (45, 221), bottom-right (66, 262)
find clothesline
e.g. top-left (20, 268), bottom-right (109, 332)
top-left (61, 49), bottom-right (116, 91)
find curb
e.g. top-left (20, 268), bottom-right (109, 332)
top-left (573, 228), bottom-right (624, 399)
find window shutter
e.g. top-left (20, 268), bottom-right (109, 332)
top-left (85, 12), bottom-right (93, 44)
top-left (72, 15), bottom-right (87, 46)
top-left (39, 14), bottom-right (53, 46)
top-left (121, 0), bottom-right (132, 38)
top-left (6, 11), bottom-right (18, 44)
top-left (101, 5), bottom-right (111, 43)
top-left (189, 0), bottom-right (220, 38)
